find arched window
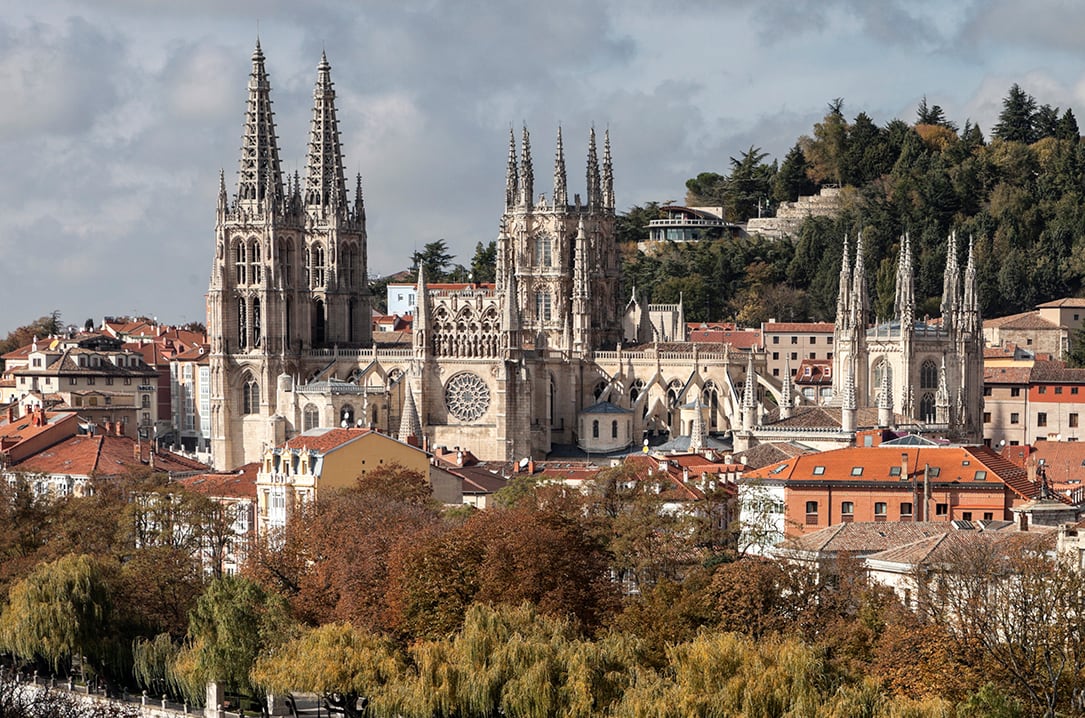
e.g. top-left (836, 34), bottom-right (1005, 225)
top-left (536, 235), bottom-right (552, 266)
top-left (593, 381), bottom-right (607, 400)
top-left (252, 297), bottom-right (261, 346)
top-left (303, 403), bottom-right (319, 431)
top-left (536, 291), bottom-right (552, 321)
top-left (921, 360), bottom-right (938, 389)
top-left (312, 299), bottom-right (326, 345)
top-left (235, 241), bottom-right (246, 285)
top-left (611, 420), bottom-right (618, 438)
top-left (278, 239), bottom-right (294, 288)
top-left (592, 419), bottom-right (599, 438)
top-left (242, 375), bottom-right (260, 415)
top-left (238, 299), bottom-right (248, 349)
top-left (919, 392), bottom-right (936, 422)
top-left (250, 241), bottom-right (262, 285)
top-left (630, 379), bottom-right (645, 403)
top-left (310, 244), bottom-right (326, 288)
top-left (340, 404), bottom-right (354, 427)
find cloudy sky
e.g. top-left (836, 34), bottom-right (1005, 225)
top-left (1, 0), bottom-right (1083, 335)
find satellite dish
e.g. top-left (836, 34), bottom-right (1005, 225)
top-left (518, 457), bottom-right (530, 469)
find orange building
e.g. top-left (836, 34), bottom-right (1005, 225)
top-left (745, 440), bottom-right (1042, 537)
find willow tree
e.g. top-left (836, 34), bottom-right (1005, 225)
top-left (173, 576), bottom-right (295, 704)
top-left (0, 553), bottom-right (119, 677)
top-left (252, 623), bottom-right (404, 718)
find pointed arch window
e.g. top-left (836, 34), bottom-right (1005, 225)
top-left (536, 291), bottom-right (552, 322)
top-left (920, 360), bottom-right (938, 389)
top-left (235, 241), bottom-right (247, 285)
top-left (278, 239), bottom-right (294, 288)
top-left (919, 392), bottom-right (936, 422)
top-left (250, 241), bottom-right (262, 285)
top-left (242, 375), bottom-right (260, 415)
top-left (339, 404), bottom-right (355, 427)
top-left (342, 244), bottom-right (359, 287)
top-left (592, 419), bottom-right (599, 438)
top-left (303, 403), bottom-right (319, 431)
top-left (311, 244), bottom-right (326, 288)
top-left (238, 298), bottom-right (248, 349)
top-left (611, 420), bottom-right (618, 438)
top-left (252, 297), bottom-right (262, 347)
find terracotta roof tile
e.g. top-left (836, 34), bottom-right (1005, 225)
top-left (179, 463), bottom-right (259, 499)
top-left (1029, 360), bottom-right (1085, 383)
top-left (284, 428), bottom-right (373, 452)
top-left (983, 366), bottom-right (1032, 384)
top-left (984, 311), bottom-right (1060, 330)
top-left (763, 322), bottom-right (835, 333)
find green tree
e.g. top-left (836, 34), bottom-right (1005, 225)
top-left (772, 144), bottom-right (815, 203)
top-left (616, 202), bottom-right (662, 244)
top-left (724, 146), bottom-right (774, 222)
top-left (0, 554), bottom-right (120, 676)
top-left (993, 84), bottom-right (1038, 144)
top-left (801, 98), bottom-right (849, 185)
top-left (173, 576), bottom-right (294, 701)
top-left (0, 311), bottom-right (62, 354)
top-left (252, 623), bottom-right (404, 718)
top-left (469, 240), bottom-right (497, 283)
top-left (410, 239), bottom-right (455, 281)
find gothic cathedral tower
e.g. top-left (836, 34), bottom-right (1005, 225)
top-left (208, 44), bottom-right (371, 469)
top-left (497, 127), bottom-right (622, 353)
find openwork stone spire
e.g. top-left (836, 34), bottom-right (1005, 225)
top-left (780, 354), bottom-right (793, 419)
top-left (602, 128), bottom-right (615, 209)
top-left (519, 125), bottom-right (534, 208)
top-left (505, 127), bottom-right (518, 209)
top-left (304, 51), bottom-right (348, 209)
top-left (586, 127), bottom-right (602, 208)
top-left (895, 233), bottom-right (915, 330)
top-left (553, 126), bottom-right (567, 207)
top-left (941, 231), bottom-right (960, 325)
top-left (835, 234), bottom-right (851, 331)
top-left (236, 40), bottom-right (284, 208)
top-left (689, 393), bottom-right (706, 454)
top-left (849, 232), bottom-right (868, 330)
top-left (398, 383), bottom-right (422, 443)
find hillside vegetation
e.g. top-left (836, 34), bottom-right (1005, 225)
top-left (621, 86), bottom-right (1085, 325)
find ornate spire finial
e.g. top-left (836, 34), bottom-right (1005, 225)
top-left (354, 174), bottom-right (366, 221)
top-left (689, 392), bottom-right (706, 453)
top-left (586, 126), bottom-right (601, 208)
top-left (835, 234), bottom-right (851, 330)
top-left (303, 52), bottom-right (347, 211)
top-left (519, 125), bottom-right (534, 208)
top-left (397, 384), bottom-right (422, 444)
top-left (780, 354), bottom-right (794, 419)
top-left (236, 40), bottom-right (284, 210)
top-left (553, 125), bottom-right (567, 208)
top-left (505, 126), bottom-right (518, 209)
top-left (602, 128), bottom-right (614, 209)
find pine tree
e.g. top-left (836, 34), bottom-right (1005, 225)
top-left (993, 84), bottom-right (1037, 143)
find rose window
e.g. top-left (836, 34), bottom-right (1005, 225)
top-left (445, 372), bottom-right (490, 422)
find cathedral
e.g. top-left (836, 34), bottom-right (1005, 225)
top-left (206, 44), bottom-right (984, 471)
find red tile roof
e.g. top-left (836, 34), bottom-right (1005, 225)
top-left (284, 428), bottom-right (374, 452)
top-left (763, 322), bottom-right (835, 333)
top-left (984, 311), bottom-right (1060, 330)
top-left (14, 434), bottom-right (208, 476)
top-left (179, 463), bottom-right (259, 499)
top-left (689, 329), bottom-right (760, 347)
top-left (983, 366), bottom-right (1032, 384)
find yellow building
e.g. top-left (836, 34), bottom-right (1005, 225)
top-left (256, 427), bottom-right (459, 535)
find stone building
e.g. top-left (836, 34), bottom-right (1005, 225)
top-left (206, 45), bottom-right (985, 471)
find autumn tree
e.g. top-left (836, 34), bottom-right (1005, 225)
top-left (252, 623), bottom-right (404, 718)
top-left (173, 576), bottom-right (294, 702)
top-left (0, 554), bottom-right (121, 678)
top-left (0, 311), bottom-right (62, 354)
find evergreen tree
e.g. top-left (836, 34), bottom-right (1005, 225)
top-left (993, 84), bottom-right (1037, 143)
top-left (772, 144), bottom-right (815, 203)
top-left (1057, 108), bottom-right (1080, 142)
top-left (409, 239), bottom-right (455, 281)
top-left (469, 241), bottom-right (496, 283)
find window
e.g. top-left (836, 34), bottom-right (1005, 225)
top-left (983, 386), bottom-right (992, 397)
top-left (962, 511), bottom-right (973, 521)
top-left (1010, 412), bottom-right (1020, 425)
top-left (1038, 412), bottom-right (1048, 427)
top-left (928, 466), bottom-right (941, 478)
top-left (141, 394), bottom-right (150, 409)
top-left (772, 352), bottom-right (779, 360)
top-left (1072, 413), bottom-right (1080, 428)
top-left (983, 412), bottom-right (992, 423)
top-left (303, 404), bottom-right (320, 431)
top-left (124, 378), bottom-right (131, 385)
top-left (772, 368), bottom-right (780, 376)
top-left (936, 503), bottom-right (948, 516)
top-left (809, 352), bottom-right (816, 359)
top-left (983, 512), bottom-right (994, 521)
top-left (921, 360), bottom-right (938, 389)
top-left (1039, 386), bottom-right (1047, 394)
top-left (889, 465), bottom-right (902, 477)
top-left (1011, 387), bottom-right (1021, 397)
top-left (86, 377), bottom-right (95, 385)
top-left (791, 352), bottom-right (798, 360)
top-left (1074, 387), bottom-right (1081, 395)
top-left (535, 235), bottom-right (552, 266)
top-left (69, 377), bottom-right (77, 385)
top-left (850, 466), bottom-right (863, 476)
top-left (536, 292), bottom-right (552, 322)
top-left (827, 336), bottom-right (833, 345)
top-left (592, 420), bottom-right (599, 438)
top-left (805, 501), bottom-right (818, 525)
top-left (106, 377), bottom-right (113, 386)
top-left (810, 337), bottom-right (817, 345)
top-left (1056, 386), bottom-right (1064, 395)
top-left (812, 466), bottom-right (826, 475)
top-left (791, 336), bottom-right (798, 344)
top-left (974, 470), bottom-right (987, 481)
top-left (841, 501), bottom-right (854, 515)
top-left (772, 336), bottom-right (779, 344)
top-left (874, 502), bottom-right (887, 515)
top-left (242, 376), bottom-right (259, 415)
top-left (611, 420), bottom-right (618, 438)
top-left (920, 392), bottom-right (936, 422)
